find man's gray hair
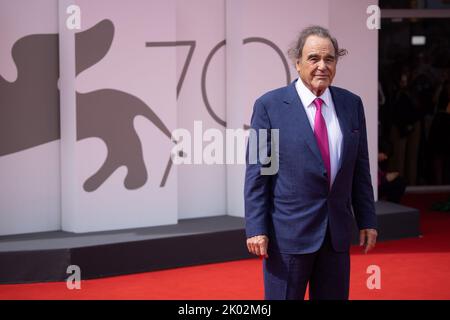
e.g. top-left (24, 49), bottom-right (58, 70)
top-left (287, 25), bottom-right (348, 64)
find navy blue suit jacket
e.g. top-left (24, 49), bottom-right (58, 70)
top-left (244, 80), bottom-right (377, 254)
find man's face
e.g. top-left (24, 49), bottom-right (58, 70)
top-left (295, 35), bottom-right (337, 96)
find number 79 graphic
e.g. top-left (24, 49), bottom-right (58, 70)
top-left (145, 38), bottom-right (291, 187)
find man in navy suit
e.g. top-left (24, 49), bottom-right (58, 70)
top-left (244, 26), bottom-right (378, 300)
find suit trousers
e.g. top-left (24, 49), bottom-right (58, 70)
top-left (263, 227), bottom-right (350, 300)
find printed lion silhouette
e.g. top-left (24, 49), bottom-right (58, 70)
top-left (0, 19), bottom-right (173, 192)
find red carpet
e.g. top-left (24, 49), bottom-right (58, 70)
top-left (1, 193), bottom-right (449, 300)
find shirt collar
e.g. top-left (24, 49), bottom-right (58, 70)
top-left (295, 77), bottom-right (332, 108)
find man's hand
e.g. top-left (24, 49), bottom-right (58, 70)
top-left (386, 172), bottom-right (399, 182)
top-left (359, 228), bottom-right (377, 254)
top-left (246, 235), bottom-right (269, 258)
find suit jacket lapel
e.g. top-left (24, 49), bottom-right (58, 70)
top-left (329, 86), bottom-right (351, 184)
top-left (284, 81), bottom-right (325, 167)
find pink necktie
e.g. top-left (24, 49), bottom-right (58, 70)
top-left (313, 98), bottom-right (331, 188)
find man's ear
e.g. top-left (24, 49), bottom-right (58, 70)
top-left (295, 58), bottom-right (301, 71)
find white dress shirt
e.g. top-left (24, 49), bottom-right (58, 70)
top-left (295, 78), bottom-right (343, 187)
